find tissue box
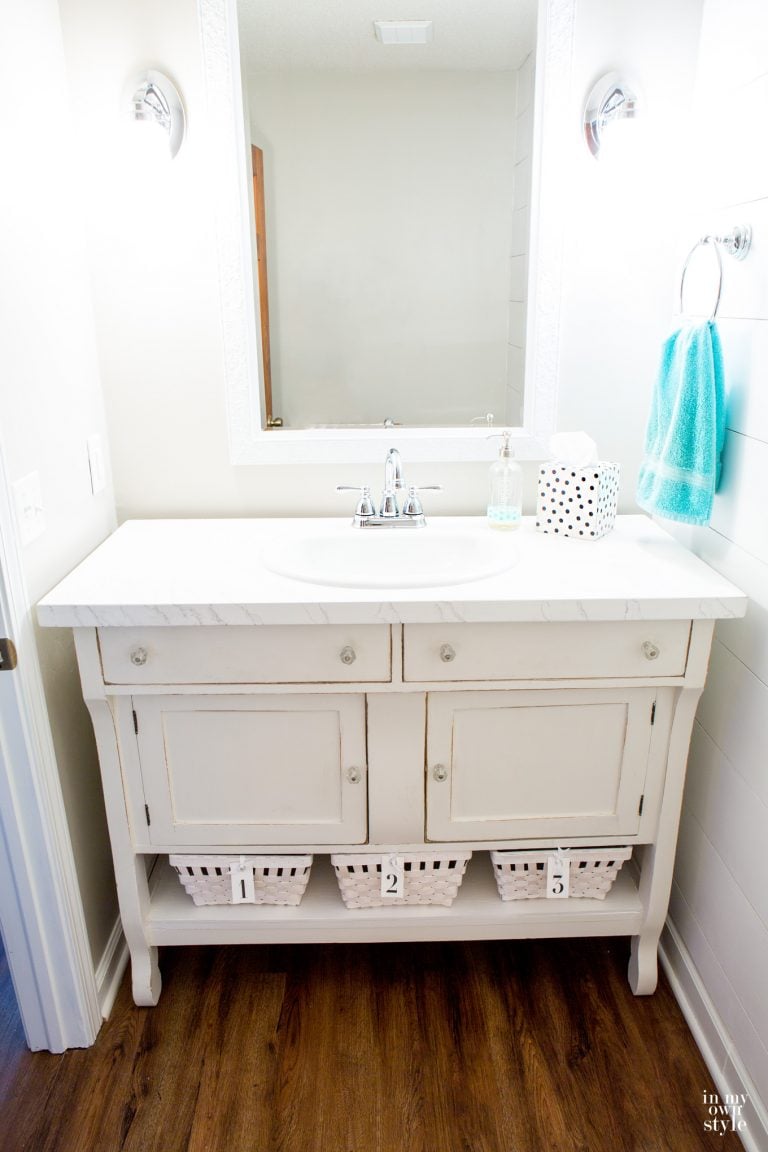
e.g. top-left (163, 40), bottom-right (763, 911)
top-left (535, 462), bottom-right (620, 539)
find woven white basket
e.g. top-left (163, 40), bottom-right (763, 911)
top-left (331, 851), bottom-right (472, 908)
top-left (169, 854), bottom-right (313, 906)
top-left (490, 847), bottom-right (632, 901)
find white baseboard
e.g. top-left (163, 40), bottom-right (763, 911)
top-left (660, 919), bottom-right (768, 1152)
top-left (94, 917), bottom-right (128, 1020)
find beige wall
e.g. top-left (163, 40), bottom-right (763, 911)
top-left (0, 0), bottom-right (118, 966)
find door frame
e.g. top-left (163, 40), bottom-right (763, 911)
top-left (0, 438), bottom-right (100, 1050)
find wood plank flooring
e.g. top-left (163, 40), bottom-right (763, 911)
top-left (0, 937), bottom-right (743, 1152)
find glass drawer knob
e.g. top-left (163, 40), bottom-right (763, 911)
top-left (432, 763), bottom-right (448, 783)
top-left (129, 646), bottom-right (148, 667)
top-left (339, 645), bottom-right (357, 665)
top-left (346, 766), bottom-right (362, 784)
top-left (642, 641), bottom-right (660, 661)
top-left (439, 644), bottom-right (456, 663)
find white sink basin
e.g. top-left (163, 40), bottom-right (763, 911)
top-left (262, 525), bottom-right (519, 589)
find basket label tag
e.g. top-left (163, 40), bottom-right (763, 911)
top-left (230, 860), bottom-right (256, 904)
top-left (546, 854), bottom-right (570, 899)
top-left (381, 854), bottom-right (405, 899)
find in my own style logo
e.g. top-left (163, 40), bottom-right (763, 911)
top-left (702, 1090), bottom-right (748, 1136)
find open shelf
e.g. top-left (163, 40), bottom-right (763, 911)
top-left (147, 854), bottom-right (644, 946)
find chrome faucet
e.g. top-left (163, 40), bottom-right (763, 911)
top-left (336, 448), bottom-right (441, 528)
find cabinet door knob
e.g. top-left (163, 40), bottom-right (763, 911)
top-left (129, 646), bottom-right (148, 667)
top-left (439, 644), bottom-right (456, 663)
top-left (346, 766), bottom-right (362, 784)
top-left (432, 763), bottom-right (448, 782)
top-left (642, 641), bottom-right (660, 661)
top-left (339, 645), bottom-right (357, 666)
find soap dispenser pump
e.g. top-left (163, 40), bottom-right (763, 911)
top-left (487, 430), bottom-right (522, 530)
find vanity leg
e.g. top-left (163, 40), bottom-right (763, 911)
top-left (75, 646), bottom-right (164, 1006)
top-left (115, 857), bottom-right (162, 1006)
top-left (129, 943), bottom-right (161, 1006)
top-left (628, 932), bottom-right (659, 995)
top-left (627, 681), bottom-right (706, 995)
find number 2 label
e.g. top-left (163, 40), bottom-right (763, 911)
top-left (381, 854), bottom-right (405, 899)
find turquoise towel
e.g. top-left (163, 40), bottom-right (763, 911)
top-left (636, 320), bottom-right (725, 526)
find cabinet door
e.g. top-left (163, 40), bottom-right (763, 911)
top-left (133, 694), bottom-right (367, 846)
top-left (426, 688), bottom-right (655, 841)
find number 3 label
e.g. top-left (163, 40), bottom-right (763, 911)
top-left (381, 854), bottom-right (405, 899)
top-left (546, 855), bottom-right (570, 899)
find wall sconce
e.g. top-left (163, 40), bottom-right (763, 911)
top-left (583, 72), bottom-right (638, 159)
top-left (128, 70), bottom-right (185, 158)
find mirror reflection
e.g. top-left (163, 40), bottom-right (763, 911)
top-left (236, 0), bottom-right (537, 431)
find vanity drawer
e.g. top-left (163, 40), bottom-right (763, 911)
top-left (403, 621), bottom-right (691, 682)
top-left (99, 625), bottom-right (391, 685)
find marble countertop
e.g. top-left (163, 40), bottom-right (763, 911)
top-left (37, 515), bottom-right (746, 628)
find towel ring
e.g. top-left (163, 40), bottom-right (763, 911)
top-left (679, 237), bottom-right (723, 320)
top-left (679, 225), bottom-right (752, 320)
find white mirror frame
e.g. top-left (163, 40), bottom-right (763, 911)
top-left (198, 0), bottom-right (574, 464)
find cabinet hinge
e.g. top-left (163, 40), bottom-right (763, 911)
top-left (650, 701), bottom-right (656, 725)
top-left (145, 804), bottom-right (151, 826)
top-left (132, 709), bottom-right (138, 735)
top-left (638, 794), bottom-right (645, 816)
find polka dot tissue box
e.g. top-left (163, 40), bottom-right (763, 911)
top-left (535, 461), bottom-right (620, 539)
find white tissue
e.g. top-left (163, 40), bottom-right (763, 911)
top-left (549, 431), bottom-right (598, 467)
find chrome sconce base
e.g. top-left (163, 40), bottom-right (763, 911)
top-left (128, 69), bottom-right (185, 158)
top-left (584, 71), bottom-right (639, 159)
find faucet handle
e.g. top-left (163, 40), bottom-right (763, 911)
top-left (335, 484), bottom-right (375, 522)
top-left (402, 484), bottom-right (442, 518)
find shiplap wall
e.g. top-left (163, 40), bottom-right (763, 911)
top-left (664, 2), bottom-right (768, 1146)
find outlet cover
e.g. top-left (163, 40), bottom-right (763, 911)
top-left (12, 472), bottom-right (45, 545)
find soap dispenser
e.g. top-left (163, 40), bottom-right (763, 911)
top-left (487, 431), bottom-right (522, 529)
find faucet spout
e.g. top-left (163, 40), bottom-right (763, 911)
top-left (384, 448), bottom-right (405, 493)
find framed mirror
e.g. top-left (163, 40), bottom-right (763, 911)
top-left (198, 0), bottom-right (574, 463)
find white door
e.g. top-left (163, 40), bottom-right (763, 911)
top-left (426, 688), bottom-right (656, 841)
top-left (0, 459), bottom-right (100, 1050)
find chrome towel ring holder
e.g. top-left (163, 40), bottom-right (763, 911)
top-left (679, 224), bottom-right (752, 319)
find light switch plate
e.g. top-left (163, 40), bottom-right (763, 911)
top-left (12, 472), bottom-right (45, 545)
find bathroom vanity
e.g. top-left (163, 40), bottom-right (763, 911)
top-left (38, 516), bottom-right (745, 1005)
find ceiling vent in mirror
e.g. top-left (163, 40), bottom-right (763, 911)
top-left (373, 20), bottom-right (434, 45)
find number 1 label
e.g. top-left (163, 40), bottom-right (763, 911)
top-left (230, 862), bottom-right (256, 903)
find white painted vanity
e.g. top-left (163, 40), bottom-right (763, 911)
top-left (38, 516), bottom-right (745, 1005)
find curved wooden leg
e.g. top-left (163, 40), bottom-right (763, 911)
top-left (628, 933), bottom-right (659, 995)
top-left (80, 688), bottom-right (163, 1007)
top-left (130, 945), bottom-right (161, 1006)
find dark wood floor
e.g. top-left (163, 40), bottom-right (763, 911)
top-left (0, 935), bottom-right (742, 1152)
